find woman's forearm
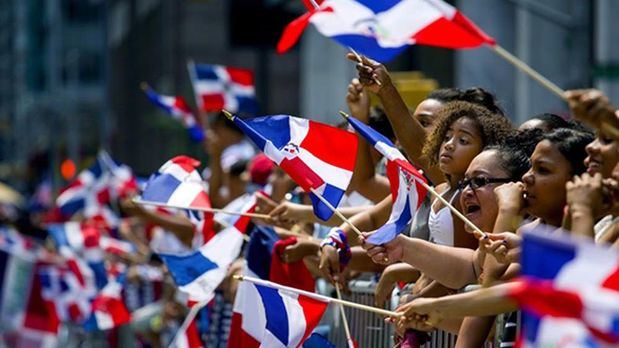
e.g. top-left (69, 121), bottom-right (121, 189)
top-left (432, 283), bottom-right (518, 318)
top-left (399, 237), bottom-right (477, 289)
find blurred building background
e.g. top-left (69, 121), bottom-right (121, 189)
top-left (0, 0), bottom-right (618, 192)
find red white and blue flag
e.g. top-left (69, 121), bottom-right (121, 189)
top-left (346, 116), bottom-right (427, 244)
top-left (83, 273), bottom-right (131, 331)
top-left (56, 157), bottom-right (110, 218)
top-left (229, 280), bottom-right (328, 348)
top-left (56, 151), bottom-right (137, 219)
top-left (188, 62), bottom-right (258, 115)
top-left (38, 253), bottom-right (97, 324)
top-left (278, 0), bottom-right (496, 62)
top-left (229, 227), bottom-right (326, 348)
top-left (47, 222), bottom-right (136, 258)
top-left (47, 223), bottom-right (109, 289)
top-left (158, 223), bottom-right (245, 303)
top-left (232, 115), bottom-right (358, 221)
top-left (143, 84), bottom-right (205, 142)
top-left (213, 193), bottom-right (258, 241)
top-left (141, 156), bottom-right (215, 246)
top-left (509, 231), bottom-right (619, 347)
top-left (142, 156), bottom-right (211, 211)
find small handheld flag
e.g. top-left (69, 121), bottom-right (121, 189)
top-left (188, 62), bottom-right (258, 115)
top-left (344, 113), bottom-right (428, 244)
top-left (224, 111), bottom-right (358, 221)
top-left (142, 83), bottom-right (205, 142)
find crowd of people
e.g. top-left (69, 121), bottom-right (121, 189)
top-left (2, 52), bottom-right (619, 348)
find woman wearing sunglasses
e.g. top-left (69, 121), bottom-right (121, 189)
top-left (360, 137), bottom-right (533, 325)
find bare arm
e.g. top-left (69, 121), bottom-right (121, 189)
top-left (455, 316), bottom-right (495, 348)
top-left (397, 282), bottom-right (519, 324)
top-left (348, 54), bottom-right (444, 184)
top-left (398, 237), bottom-right (478, 289)
top-left (269, 202), bottom-right (374, 227)
top-left (127, 204), bottom-right (195, 248)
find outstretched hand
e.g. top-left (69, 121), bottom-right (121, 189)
top-left (346, 53), bottom-right (391, 94)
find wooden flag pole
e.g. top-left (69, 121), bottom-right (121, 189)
top-left (490, 45), bottom-right (564, 99)
top-left (339, 111), bottom-right (487, 240)
top-left (169, 299), bottom-right (209, 348)
top-left (335, 284), bottom-right (356, 348)
top-left (133, 198), bottom-right (272, 220)
top-left (234, 275), bottom-right (402, 318)
top-left (489, 45), bottom-right (619, 140)
top-left (309, 188), bottom-right (364, 237)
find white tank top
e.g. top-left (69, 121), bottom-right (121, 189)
top-left (428, 188), bottom-right (460, 247)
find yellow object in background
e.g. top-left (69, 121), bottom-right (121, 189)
top-left (370, 71), bottom-right (439, 110)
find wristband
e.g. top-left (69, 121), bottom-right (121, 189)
top-left (321, 228), bottom-right (352, 266)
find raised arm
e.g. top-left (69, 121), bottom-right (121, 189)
top-left (348, 53), bottom-right (443, 184)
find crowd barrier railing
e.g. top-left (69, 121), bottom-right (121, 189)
top-left (329, 280), bottom-right (505, 348)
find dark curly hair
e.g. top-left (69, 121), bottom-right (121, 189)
top-left (422, 101), bottom-right (513, 166)
top-left (541, 128), bottom-right (594, 175)
top-left (426, 87), bottom-right (505, 117)
top-left (484, 128), bottom-right (544, 181)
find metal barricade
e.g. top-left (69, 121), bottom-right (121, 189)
top-left (329, 279), bottom-right (501, 348)
top-left (330, 279), bottom-right (393, 347)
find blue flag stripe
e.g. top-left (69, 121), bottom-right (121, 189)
top-left (159, 251), bottom-right (219, 286)
top-left (142, 174), bottom-right (182, 203)
top-left (256, 284), bottom-right (290, 346)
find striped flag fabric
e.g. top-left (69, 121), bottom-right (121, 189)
top-left (56, 151), bottom-right (137, 219)
top-left (509, 231), bottom-right (619, 346)
top-left (141, 156), bottom-right (215, 247)
top-left (229, 226), bottom-right (321, 348)
top-left (142, 84), bottom-right (205, 142)
top-left (38, 255), bottom-right (97, 324)
top-left (158, 224), bottom-right (245, 303)
top-left (278, 0), bottom-right (495, 62)
top-left (229, 281), bottom-right (328, 348)
top-left (141, 156), bottom-right (212, 210)
top-left (346, 115), bottom-right (427, 244)
top-left (231, 115), bottom-right (358, 221)
top-left (188, 62), bottom-right (258, 115)
top-left (83, 274), bottom-right (131, 331)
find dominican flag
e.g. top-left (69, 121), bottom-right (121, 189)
top-left (509, 231), bottom-right (619, 347)
top-left (38, 253), bottom-right (97, 324)
top-left (158, 223), bottom-right (245, 303)
top-left (97, 150), bottom-right (139, 200)
top-left (56, 157), bottom-right (109, 218)
top-left (212, 193), bottom-right (258, 242)
top-left (142, 156), bottom-right (211, 210)
top-left (229, 280), bottom-right (328, 348)
top-left (346, 115), bottom-right (427, 244)
top-left (47, 223), bottom-right (110, 289)
top-left (229, 226), bottom-right (319, 348)
top-left (56, 151), bottom-right (137, 219)
top-left (188, 62), bottom-right (258, 115)
top-left (142, 84), bottom-right (205, 142)
top-left (141, 156), bottom-right (215, 245)
top-left (84, 274), bottom-right (131, 331)
top-left (231, 115), bottom-right (358, 221)
top-left (19, 262), bottom-right (61, 348)
top-left (278, 0), bottom-right (496, 62)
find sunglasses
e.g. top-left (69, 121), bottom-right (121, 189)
top-left (458, 177), bottom-right (513, 190)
